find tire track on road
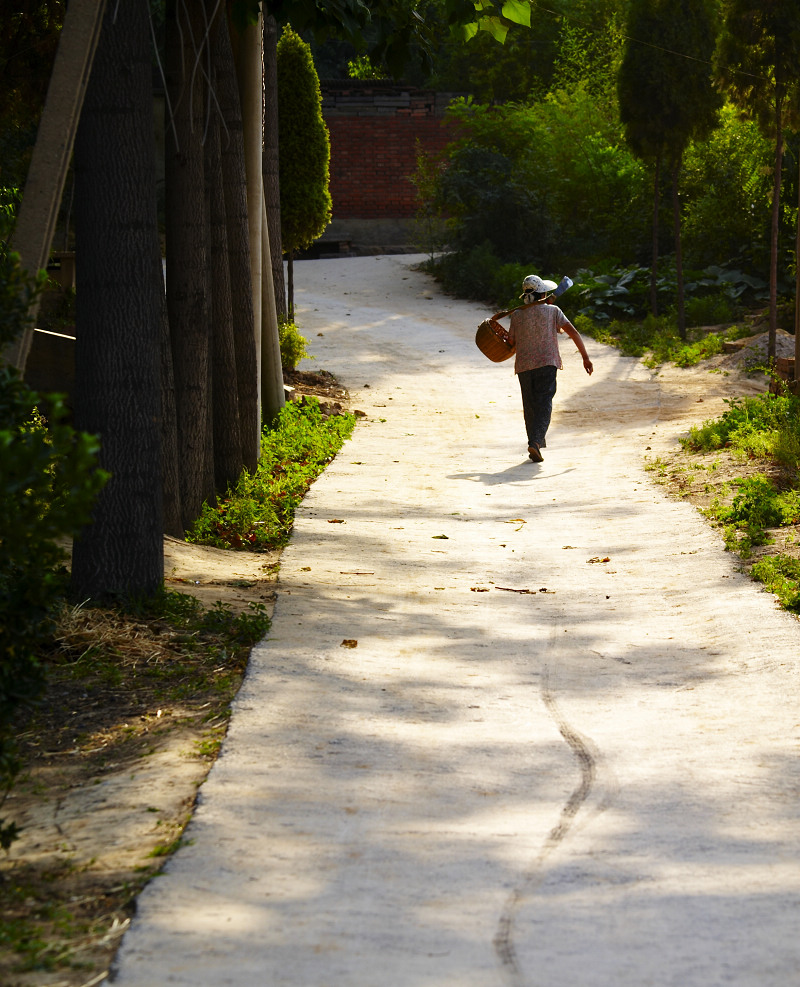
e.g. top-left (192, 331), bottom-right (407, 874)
top-left (493, 657), bottom-right (601, 986)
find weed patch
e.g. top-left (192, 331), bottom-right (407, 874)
top-left (188, 399), bottom-right (355, 551)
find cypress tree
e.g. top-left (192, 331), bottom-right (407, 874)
top-left (277, 26), bottom-right (332, 318)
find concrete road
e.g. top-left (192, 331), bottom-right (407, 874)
top-left (108, 255), bottom-right (800, 986)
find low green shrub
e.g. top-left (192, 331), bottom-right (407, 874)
top-left (751, 554), bottom-right (800, 612)
top-left (0, 252), bottom-right (107, 848)
top-left (188, 397), bottom-right (355, 550)
top-left (279, 318), bottom-right (311, 371)
top-left (683, 291), bottom-right (734, 327)
top-left (685, 393), bottom-right (800, 472)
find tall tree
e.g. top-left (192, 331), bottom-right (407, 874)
top-left (263, 14), bottom-right (286, 321)
top-left (716, 0), bottom-right (800, 359)
top-left (211, 6), bottom-right (260, 471)
top-left (619, 0), bottom-right (720, 337)
top-left (165, 0), bottom-right (214, 530)
top-left (72, 0), bottom-right (163, 598)
top-left (277, 25), bottom-right (332, 318)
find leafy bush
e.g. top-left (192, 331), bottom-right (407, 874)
top-left (683, 292), bottom-right (734, 327)
top-left (685, 393), bottom-right (800, 472)
top-left (751, 555), bottom-right (800, 612)
top-left (279, 318), bottom-right (310, 371)
top-left (188, 397), bottom-right (355, 551)
top-left (0, 252), bottom-right (107, 848)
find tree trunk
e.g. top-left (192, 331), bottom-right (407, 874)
top-left (769, 89), bottom-right (784, 362)
top-left (230, 13), bottom-right (264, 430)
top-left (795, 144), bottom-right (800, 371)
top-left (261, 191), bottom-right (285, 425)
top-left (165, 0), bottom-right (213, 530)
top-left (671, 159), bottom-right (686, 341)
top-left (158, 240), bottom-right (183, 538)
top-left (206, 108), bottom-right (244, 491)
top-left (650, 155), bottom-right (661, 317)
top-left (72, 0), bottom-right (162, 599)
top-left (211, 9), bottom-right (260, 472)
top-left (263, 14), bottom-right (286, 321)
top-left (287, 252), bottom-right (295, 320)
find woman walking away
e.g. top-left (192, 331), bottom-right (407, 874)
top-left (507, 274), bottom-right (593, 462)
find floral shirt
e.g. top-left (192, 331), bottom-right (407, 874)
top-left (508, 302), bottom-right (574, 375)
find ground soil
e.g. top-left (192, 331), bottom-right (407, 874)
top-left (0, 343), bottom-right (795, 986)
top-left (0, 370), bottom-right (352, 987)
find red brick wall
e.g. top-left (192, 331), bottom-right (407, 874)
top-left (323, 87), bottom-right (457, 220)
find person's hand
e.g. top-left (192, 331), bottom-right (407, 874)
top-left (583, 356), bottom-right (593, 375)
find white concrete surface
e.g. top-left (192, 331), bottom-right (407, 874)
top-left (108, 255), bottom-right (800, 986)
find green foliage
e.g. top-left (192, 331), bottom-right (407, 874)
top-left (0, 253), bottom-right (107, 848)
top-left (277, 26), bottom-right (332, 255)
top-left (435, 87), bottom-right (650, 275)
top-left (576, 312), bottom-right (752, 369)
top-left (681, 104), bottom-right (774, 272)
top-left (278, 318), bottom-right (311, 371)
top-left (684, 393), bottom-right (800, 473)
top-left (575, 261), bottom-right (765, 323)
top-left (751, 555), bottom-right (800, 612)
top-left (618, 0), bottom-right (720, 167)
top-left (347, 54), bottom-right (387, 79)
top-left (709, 475), bottom-right (800, 530)
top-left (188, 399), bottom-right (355, 551)
top-left (715, 0), bottom-right (800, 137)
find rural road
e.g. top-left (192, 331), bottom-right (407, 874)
top-left (108, 255), bottom-right (800, 986)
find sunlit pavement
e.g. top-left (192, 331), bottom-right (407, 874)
top-left (107, 255), bottom-right (800, 986)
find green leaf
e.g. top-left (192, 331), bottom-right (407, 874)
top-left (479, 15), bottom-right (508, 43)
top-left (501, 0), bottom-right (531, 28)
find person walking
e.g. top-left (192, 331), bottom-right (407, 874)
top-left (507, 274), bottom-right (594, 461)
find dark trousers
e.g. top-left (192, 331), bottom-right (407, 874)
top-left (518, 365), bottom-right (557, 448)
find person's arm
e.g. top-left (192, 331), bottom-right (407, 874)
top-left (562, 323), bottom-right (593, 375)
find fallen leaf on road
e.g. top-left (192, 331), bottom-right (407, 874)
top-left (587, 556), bottom-right (610, 563)
top-left (328, 519), bottom-right (345, 524)
top-left (562, 545), bottom-right (577, 549)
top-left (505, 518), bottom-right (526, 530)
top-left (341, 639), bottom-right (358, 648)
top-left (432, 534), bottom-right (449, 540)
top-left (470, 586), bottom-right (490, 592)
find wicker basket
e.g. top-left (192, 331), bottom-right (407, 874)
top-left (476, 318), bottom-right (515, 362)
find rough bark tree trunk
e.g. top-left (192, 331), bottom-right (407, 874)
top-left (261, 191), bottom-right (285, 425)
top-left (206, 109), bottom-right (244, 491)
top-left (72, 0), bottom-right (162, 599)
top-left (769, 89), bottom-right (784, 362)
top-left (158, 240), bottom-right (182, 538)
top-left (671, 160), bottom-right (686, 341)
top-left (263, 14), bottom-right (286, 321)
top-left (212, 8), bottom-right (260, 471)
top-left (165, 0), bottom-right (213, 530)
top-left (230, 13), bottom-right (264, 426)
top-left (650, 155), bottom-right (661, 317)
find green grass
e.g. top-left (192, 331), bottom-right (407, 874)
top-left (751, 554), bottom-right (800, 611)
top-left (683, 393), bottom-right (800, 472)
top-left (574, 314), bottom-right (752, 368)
top-left (188, 398), bottom-right (355, 551)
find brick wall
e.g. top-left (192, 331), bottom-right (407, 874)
top-left (322, 83), bottom-right (458, 220)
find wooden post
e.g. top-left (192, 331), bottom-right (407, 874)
top-left (4, 0), bottom-right (107, 374)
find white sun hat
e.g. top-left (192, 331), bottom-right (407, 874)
top-left (521, 274), bottom-right (558, 296)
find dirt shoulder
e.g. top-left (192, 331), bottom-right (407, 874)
top-left (0, 371), bottom-right (350, 987)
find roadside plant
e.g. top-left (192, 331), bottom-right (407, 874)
top-left (0, 251), bottom-right (107, 848)
top-left (278, 318), bottom-right (311, 371)
top-left (188, 398), bottom-right (355, 551)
